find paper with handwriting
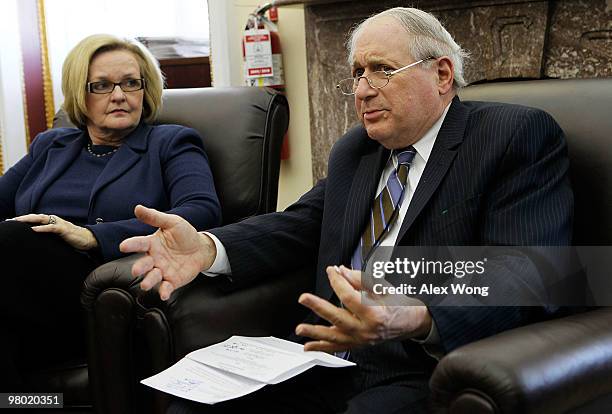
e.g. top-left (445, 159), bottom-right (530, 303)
top-left (141, 336), bottom-right (355, 404)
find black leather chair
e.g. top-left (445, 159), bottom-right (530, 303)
top-left (38, 86), bottom-right (289, 412)
top-left (428, 78), bottom-right (612, 414)
top-left (85, 78), bottom-right (612, 414)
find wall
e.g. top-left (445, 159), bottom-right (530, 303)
top-left (209, 1), bottom-right (313, 210)
top-left (272, 5), bottom-right (314, 210)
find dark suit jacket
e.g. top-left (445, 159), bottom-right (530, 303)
top-left (0, 123), bottom-right (221, 261)
top-left (210, 97), bottom-right (572, 361)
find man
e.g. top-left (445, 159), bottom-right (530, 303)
top-left (121, 7), bottom-right (572, 413)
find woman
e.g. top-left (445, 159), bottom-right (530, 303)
top-left (0, 34), bottom-right (221, 387)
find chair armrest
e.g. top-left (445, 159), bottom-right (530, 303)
top-left (163, 266), bottom-right (313, 358)
top-left (81, 255), bottom-right (145, 414)
top-left (429, 308), bottom-right (612, 414)
top-left (82, 254), bottom-right (313, 414)
top-left (81, 254), bottom-right (144, 309)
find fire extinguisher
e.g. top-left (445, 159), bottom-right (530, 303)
top-left (242, 3), bottom-right (289, 159)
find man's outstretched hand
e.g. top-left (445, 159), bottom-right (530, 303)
top-left (120, 205), bottom-right (217, 300)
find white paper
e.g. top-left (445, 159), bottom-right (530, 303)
top-left (141, 336), bottom-right (355, 405)
top-left (141, 358), bottom-right (266, 405)
top-left (248, 336), bottom-right (355, 368)
top-left (187, 336), bottom-right (314, 384)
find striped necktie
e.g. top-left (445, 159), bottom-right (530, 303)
top-left (352, 147), bottom-right (417, 270)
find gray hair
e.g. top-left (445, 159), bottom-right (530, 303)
top-left (347, 7), bottom-right (469, 88)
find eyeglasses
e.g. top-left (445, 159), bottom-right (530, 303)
top-left (336, 58), bottom-right (434, 95)
top-left (87, 78), bottom-right (146, 94)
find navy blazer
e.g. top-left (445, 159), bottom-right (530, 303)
top-left (210, 97), bottom-right (573, 358)
top-left (0, 123), bottom-right (221, 261)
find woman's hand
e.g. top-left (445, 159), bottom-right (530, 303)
top-left (11, 214), bottom-right (98, 251)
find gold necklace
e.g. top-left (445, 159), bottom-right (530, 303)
top-left (87, 142), bottom-right (119, 158)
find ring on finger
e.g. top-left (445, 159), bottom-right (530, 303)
top-left (48, 215), bottom-right (57, 225)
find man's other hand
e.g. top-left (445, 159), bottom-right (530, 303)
top-left (120, 205), bottom-right (217, 300)
top-left (295, 265), bottom-right (432, 353)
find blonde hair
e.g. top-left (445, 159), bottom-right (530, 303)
top-left (61, 34), bottom-right (164, 128)
top-left (347, 7), bottom-right (469, 88)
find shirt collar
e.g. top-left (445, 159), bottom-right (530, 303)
top-left (411, 102), bottom-right (452, 164)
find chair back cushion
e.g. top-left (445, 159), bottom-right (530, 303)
top-left (459, 79), bottom-right (612, 244)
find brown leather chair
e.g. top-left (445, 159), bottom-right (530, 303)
top-left (39, 86), bottom-right (289, 411)
top-left (85, 78), bottom-right (612, 414)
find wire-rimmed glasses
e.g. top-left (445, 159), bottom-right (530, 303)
top-left (336, 58), bottom-right (434, 95)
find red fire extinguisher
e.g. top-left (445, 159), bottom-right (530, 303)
top-left (242, 3), bottom-right (289, 159)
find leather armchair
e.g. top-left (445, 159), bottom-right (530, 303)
top-left (84, 79), bottom-right (612, 414)
top-left (427, 78), bottom-right (612, 413)
top-left (78, 86), bottom-right (290, 413)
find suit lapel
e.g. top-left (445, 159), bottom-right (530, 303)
top-left (340, 140), bottom-right (389, 266)
top-left (397, 97), bottom-right (470, 241)
top-left (29, 132), bottom-right (85, 211)
top-left (314, 134), bottom-right (388, 301)
top-left (88, 123), bottom-right (150, 209)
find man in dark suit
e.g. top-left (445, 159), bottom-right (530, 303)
top-left (121, 6), bottom-right (572, 413)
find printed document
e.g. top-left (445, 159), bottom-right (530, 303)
top-left (141, 336), bottom-right (355, 404)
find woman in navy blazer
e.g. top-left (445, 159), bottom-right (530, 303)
top-left (0, 34), bottom-right (220, 388)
